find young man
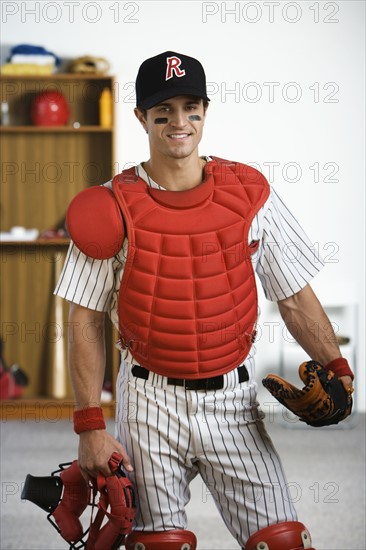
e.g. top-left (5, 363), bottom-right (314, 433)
top-left (56, 51), bottom-right (354, 549)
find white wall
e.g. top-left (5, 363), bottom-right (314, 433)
top-left (2, 0), bottom-right (365, 410)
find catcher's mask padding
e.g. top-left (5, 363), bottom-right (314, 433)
top-left (21, 474), bottom-right (63, 513)
top-left (66, 186), bottom-right (125, 260)
top-left (52, 460), bottom-right (89, 542)
top-left (87, 456), bottom-right (136, 550)
top-left (22, 460), bottom-right (88, 542)
top-left (245, 521), bottom-right (314, 550)
top-left (125, 529), bottom-right (197, 549)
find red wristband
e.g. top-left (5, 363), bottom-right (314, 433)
top-left (325, 358), bottom-right (354, 380)
top-left (73, 406), bottom-right (106, 434)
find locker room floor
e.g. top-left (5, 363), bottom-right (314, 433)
top-left (1, 412), bottom-right (365, 550)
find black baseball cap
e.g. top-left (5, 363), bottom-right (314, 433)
top-left (135, 51), bottom-right (210, 109)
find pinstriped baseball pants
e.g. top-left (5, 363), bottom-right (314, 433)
top-left (115, 359), bottom-right (297, 546)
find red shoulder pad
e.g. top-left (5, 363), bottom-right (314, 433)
top-left (66, 186), bottom-right (125, 259)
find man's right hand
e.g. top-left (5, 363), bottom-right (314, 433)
top-left (78, 429), bottom-right (133, 480)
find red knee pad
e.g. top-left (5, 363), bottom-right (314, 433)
top-left (125, 529), bottom-right (197, 550)
top-left (245, 521), bottom-right (315, 550)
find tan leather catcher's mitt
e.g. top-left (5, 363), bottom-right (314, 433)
top-left (262, 360), bottom-right (353, 427)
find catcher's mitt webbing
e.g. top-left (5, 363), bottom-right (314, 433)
top-left (262, 361), bottom-right (353, 427)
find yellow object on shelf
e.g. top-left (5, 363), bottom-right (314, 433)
top-left (0, 63), bottom-right (54, 75)
top-left (99, 88), bottom-right (113, 128)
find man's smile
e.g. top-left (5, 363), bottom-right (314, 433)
top-left (167, 132), bottom-right (192, 140)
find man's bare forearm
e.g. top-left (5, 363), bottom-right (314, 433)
top-left (68, 302), bottom-right (106, 409)
top-left (277, 284), bottom-right (342, 365)
top-left (67, 302), bottom-right (133, 476)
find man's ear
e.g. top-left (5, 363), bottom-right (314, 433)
top-left (134, 107), bottom-right (148, 132)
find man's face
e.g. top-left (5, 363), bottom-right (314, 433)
top-left (135, 96), bottom-right (207, 161)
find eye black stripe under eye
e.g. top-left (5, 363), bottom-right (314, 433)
top-left (188, 115), bottom-right (201, 121)
top-left (154, 118), bottom-right (168, 124)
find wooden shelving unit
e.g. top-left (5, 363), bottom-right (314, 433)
top-left (0, 74), bottom-right (118, 419)
top-left (1, 126), bottom-right (113, 133)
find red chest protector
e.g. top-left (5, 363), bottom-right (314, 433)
top-left (67, 157), bottom-right (269, 379)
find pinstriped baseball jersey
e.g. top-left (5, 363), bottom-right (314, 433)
top-left (55, 157), bottom-right (323, 545)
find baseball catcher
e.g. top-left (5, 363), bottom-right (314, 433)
top-left (52, 51), bottom-right (355, 549)
top-left (263, 360), bottom-right (353, 427)
top-left (21, 452), bottom-right (135, 549)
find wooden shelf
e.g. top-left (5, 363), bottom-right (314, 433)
top-left (1, 73), bottom-right (113, 81)
top-left (1, 74), bottom-right (118, 418)
top-left (1, 239), bottom-right (70, 246)
top-left (1, 126), bottom-right (112, 133)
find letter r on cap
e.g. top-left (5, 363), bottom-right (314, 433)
top-left (166, 56), bottom-right (186, 80)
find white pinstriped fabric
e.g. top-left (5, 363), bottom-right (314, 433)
top-left (115, 357), bottom-right (297, 543)
top-left (54, 158), bottom-right (323, 545)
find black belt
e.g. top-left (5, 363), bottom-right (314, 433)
top-left (131, 364), bottom-right (249, 390)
